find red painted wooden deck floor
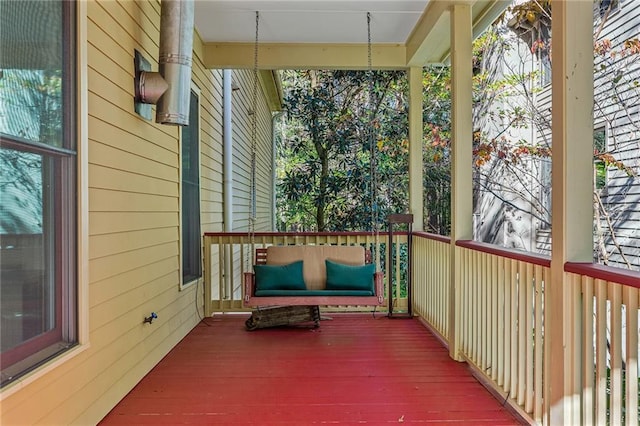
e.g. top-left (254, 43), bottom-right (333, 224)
top-left (100, 314), bottom-right (523, 425)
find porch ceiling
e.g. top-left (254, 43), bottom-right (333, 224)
top-left (194, 0), bottom-right (510, 69)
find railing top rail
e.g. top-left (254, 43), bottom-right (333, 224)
top-left (565, 262), bottom-right (640, 289)
top-left (413, 231), bottom-right (451, 244)
top-left (203, 231), bottom-right (409, 238)
top-left (456, 239), bottom-right (551, 268)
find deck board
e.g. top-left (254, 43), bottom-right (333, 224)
top-left (100, 314), bottom-right (523, 425)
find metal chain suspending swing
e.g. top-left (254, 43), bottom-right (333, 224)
top-left (247, 11), bottom-right (259, 270)
top-left (366, 12), bottom-right (381, 271)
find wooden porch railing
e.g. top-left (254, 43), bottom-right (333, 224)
top-left (202, 231), bottom-right (409, 314)
top-left (565, 263), bottom-right (639, 426)
top-left (413, 232), bottom-right (640, 425)
top-left (412, 232), bottom-right (451, 341)
top-left (203, 231), bottom-right (639, 424)
top-left (455, 240), bottom-right (549, 424)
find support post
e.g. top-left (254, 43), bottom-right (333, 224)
top-left (547, 1), bottom-right (594, 424)
top-left (408, 66), bottom-right (424, 232)
top-left (449, 3), bottom-right (473, 362)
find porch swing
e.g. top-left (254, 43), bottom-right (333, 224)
top-left (242, 11), bottom-right (385, 312)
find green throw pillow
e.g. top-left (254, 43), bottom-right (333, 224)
top-left (254, 261), bottom-right (306, 291)
top-left (325, 260), bottom-right (375, 292)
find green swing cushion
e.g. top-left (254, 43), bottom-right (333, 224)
top-left (325, 259), bottom-right (375, 294)
top-left (254, 261), bottom-right (306, 291)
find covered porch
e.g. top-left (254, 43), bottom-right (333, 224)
top-left (2, 1), bottom-right (638, 425)
top-left (191, 1), bottom-right (640, 425)
top-left (193, 0), bottom-right (639, 424)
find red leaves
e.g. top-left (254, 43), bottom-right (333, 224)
top-left (595, 39), bottom-right (612, 56)
top-left (530, 39), bottom-right (547, 54)
top-left (472, 135), bottom-right (551, 168)
top-left (596, 38), bottom-right (640, 59)
top-left (595, 152), bottom-right (638, 176)
top-left (623, 38), bottom-right (640, 55)
top-left (428, 124), bottom-right (448, 148)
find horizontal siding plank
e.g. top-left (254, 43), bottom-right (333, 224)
top-left (89, 240), bottom-right (178, 284)
top-left (87, 43), bottom-right (132, 93)
top-left (89, 279), bottom-right (197, 352)
top-left (90, 270), bottom-right (178, 330)
top-left (88, 95), bottom-right (179, 153)
top-left (90, 211), bottom-right (178, 235)
top-left (89, 117), bottom-right (177, 166)
top-left (90, 141), bottom-right (177, 182)
top-left (89, 257), bottom-right (178, 308)
top-left (88, 1), bottom-right (158, 67)
top-left (89, 226), bottom-right (178, 260)
top-left (86, 19), bottom-right (131, 81)
top-left (88, 68), bottom-right (140, 120)
top-left (113, 0), bottom-right (160, 45)
top-left (89, 164), bottom-right (177, 196)
top-left (89, 188), bottom-right (177, 213)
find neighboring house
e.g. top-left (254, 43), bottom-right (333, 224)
top-left (473, 0), bottom-right (640, 271)
top-left (473, 28), bottom-right (543, 252)
top-left (0, 1), bottom-right (279, 423)
top-left (591, 0), bottom-right (640, 270)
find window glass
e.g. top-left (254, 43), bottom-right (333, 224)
top-left (181, 91), bottom-right (202, 284)
top-left (0, 0), bottom-right (76, 387)
top-left (0, 1), bottom-right (64, 147)
top-left (593, 127), bottom-right (607, 190)
top-left (0, 150), bottom-right (57, 348)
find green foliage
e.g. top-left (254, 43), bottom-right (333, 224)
top-left (422, 65), bottom-right (452, 235)
top-left (276, 65), bottom-right (457, 235)
top-left (276, 70), bottom-right (408, 232)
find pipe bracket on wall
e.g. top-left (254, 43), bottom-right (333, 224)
top-left (134, 50), bottom-right (168, 120)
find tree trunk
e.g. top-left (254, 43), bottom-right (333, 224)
top-left (316, 153), bottom-right (328, 231)
top-left (310, 104), bottom-right (327, 231)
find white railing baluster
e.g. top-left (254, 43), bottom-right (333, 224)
top-left (517, 261), bottom-right (526, 407)
top-left (534, 264), bottom-right (544, 423)
top-left (497, 256), bottom-right (505, 388)
top-left (491, 255), bottom-right (498, 382)
top-left (479, 251), bottom-right (487, 371)
top-left (595, 279), bottom-right (608, 425)
top-left (525, 262), bottom-right (534, 414)
top-left (610, 283), bottom-right (623, 426)
top-left (503, 257), bottom-right (512, 395)
top-left (582, 276), bottom-right (595, 426)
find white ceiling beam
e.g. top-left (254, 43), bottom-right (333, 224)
top-left (405, 0), bottom-right (510, 66)
top-left (471, 0), bottom-right (511, 39)
top-left (405, 1), bottom-right (452, 66)
top-left (203, 43), bottom-right (407, 70)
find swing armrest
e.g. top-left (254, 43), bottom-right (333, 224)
top-left (244, 272), bottom-right (256, 302)
top-left (374, 271), bottom-right (384, 303)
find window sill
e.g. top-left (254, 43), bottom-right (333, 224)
top-left (0, 343), bottom-right (90, 401)
top-left (180, 276), bottom-right (201, 291)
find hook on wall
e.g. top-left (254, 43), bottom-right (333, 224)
top-left (143, 312), bottom-right (158, 324)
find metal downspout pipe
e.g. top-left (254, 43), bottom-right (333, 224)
top-left (271, 111), bottom-right (284, 231)
top-left (223, 70), bottom-right (234, 232)
top-left (223, 70), bottom-right (233, 298)
top-left (156, 0), bottom-right (194, 125)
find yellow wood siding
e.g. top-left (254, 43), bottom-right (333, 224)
top-left (231, 69), bottom-right (274, 232)
top-left (1, 0), bottom-right (277, 422)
